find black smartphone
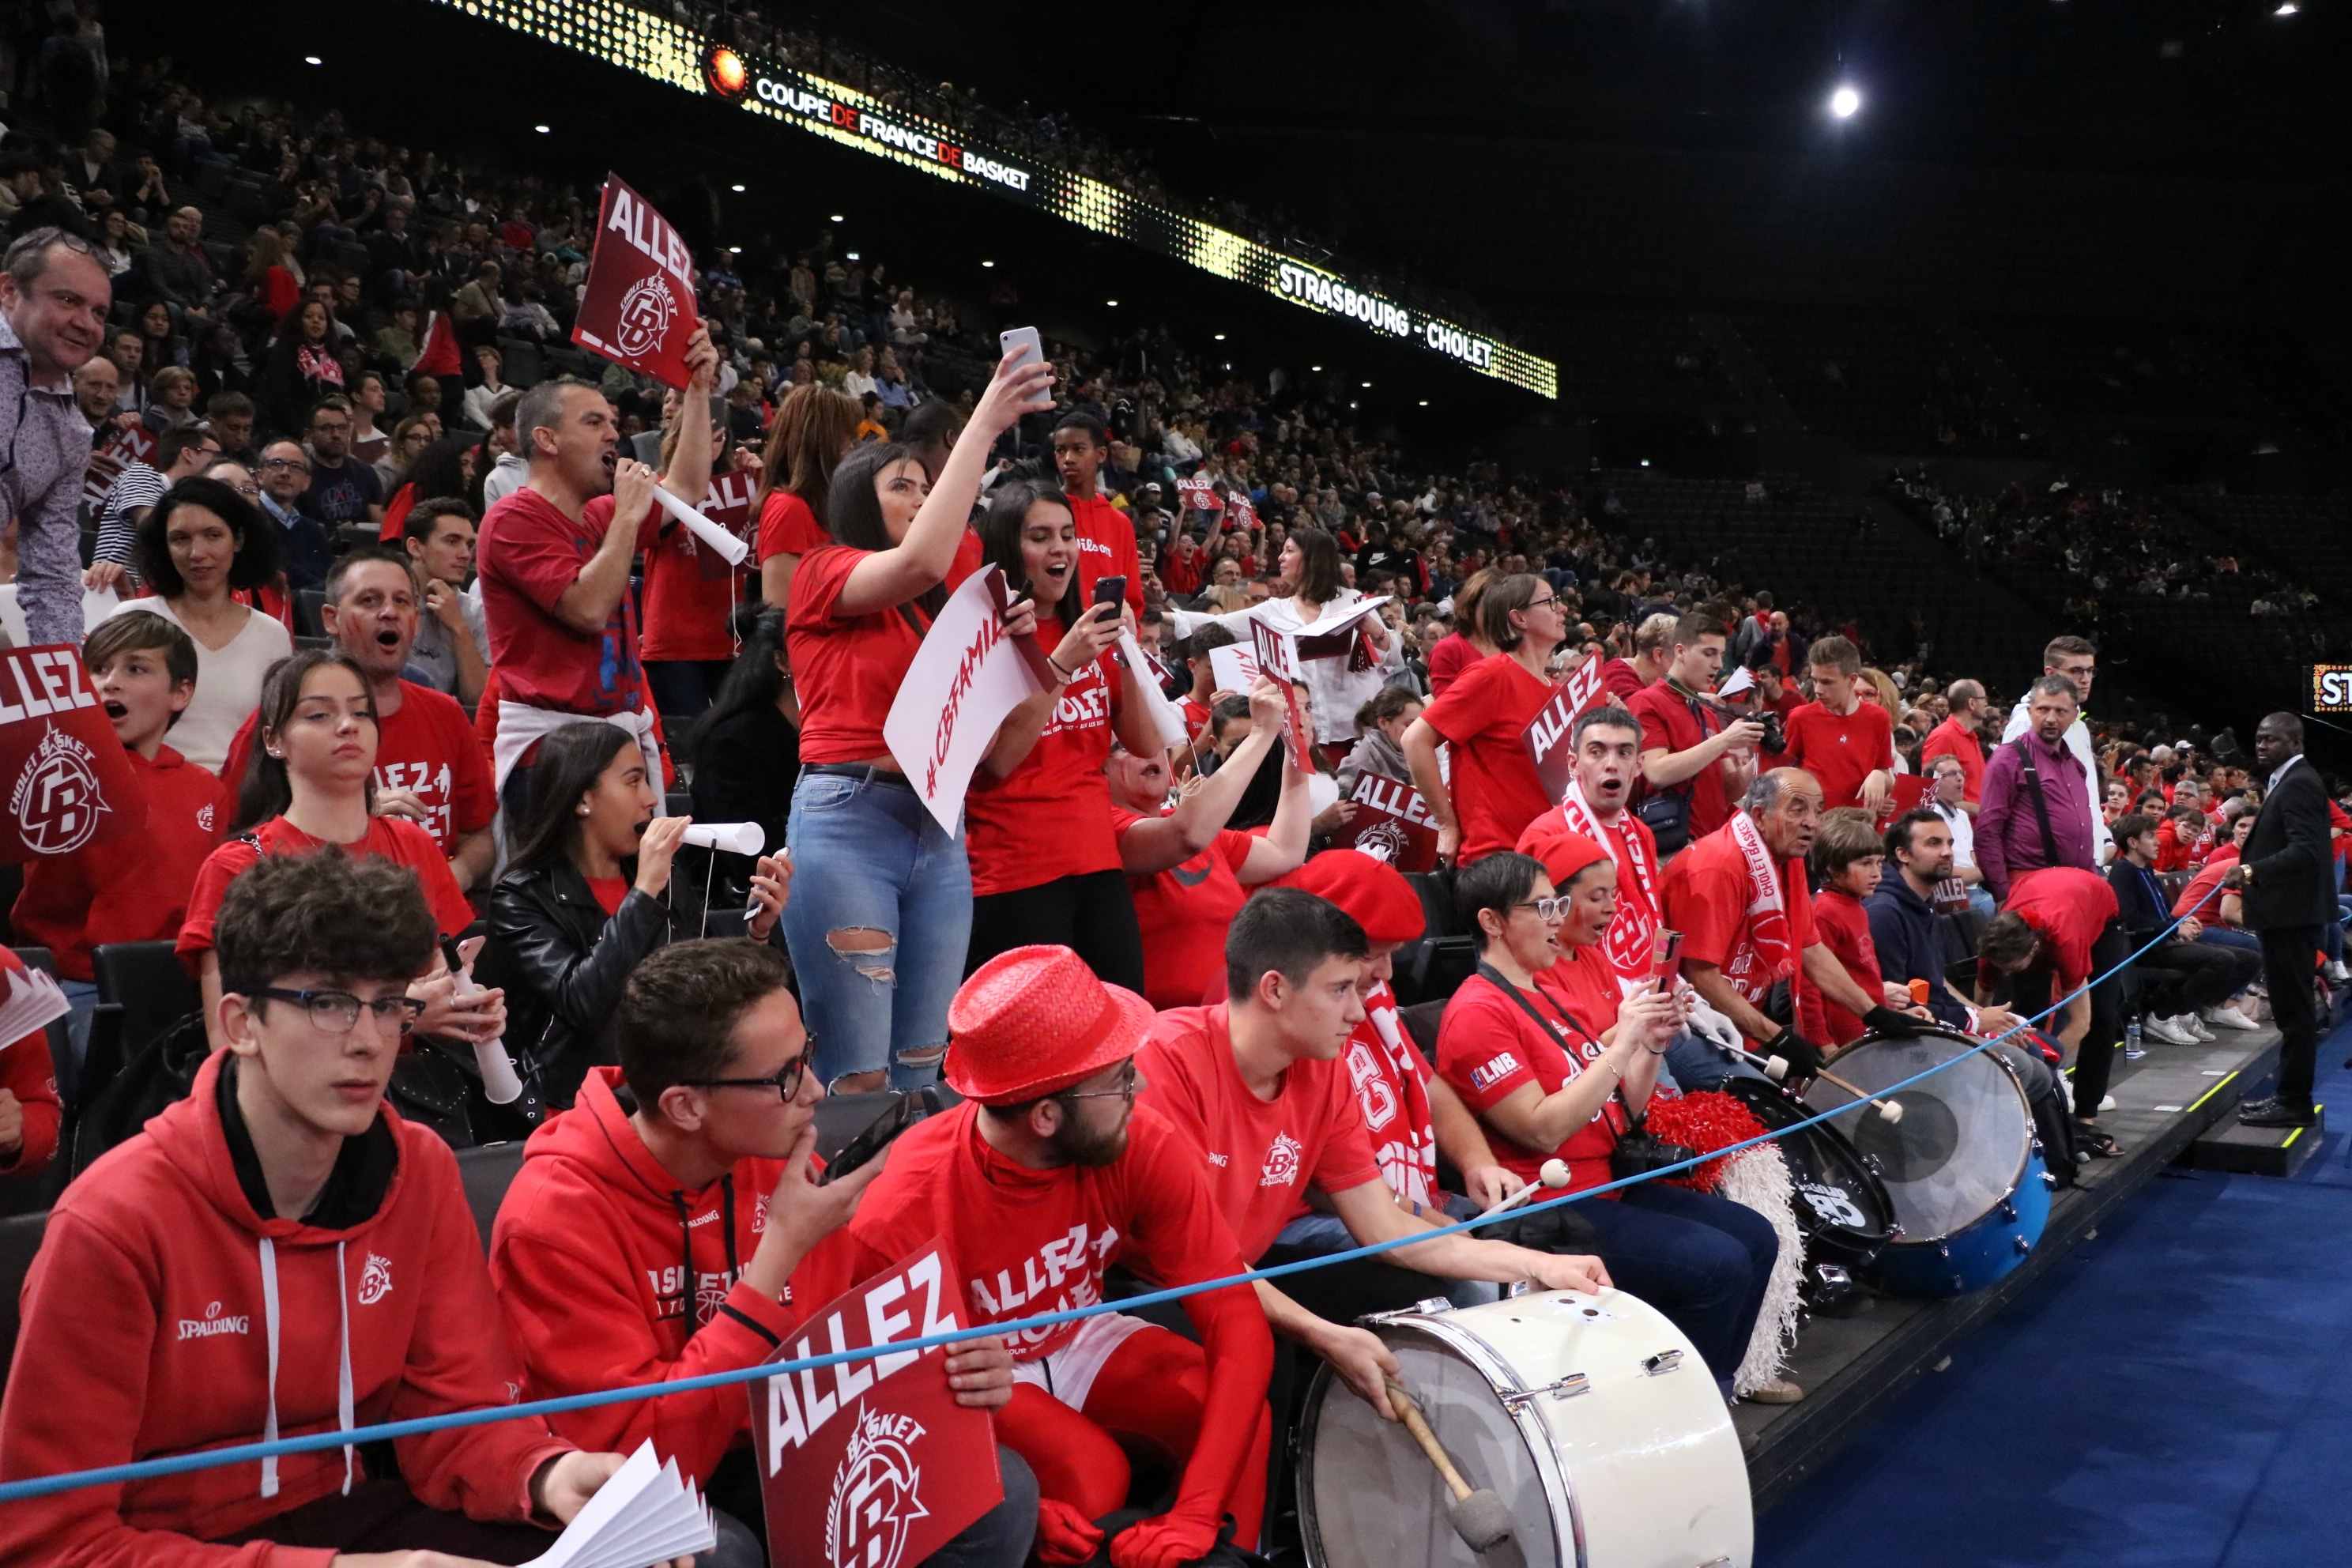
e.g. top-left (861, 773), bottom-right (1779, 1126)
top-left (1652, 929), bottom-right (1685, 992)
top-left (1091, 575), bottom-right (1128, 615)
top-left (818, 1087), bottom-right (936, 1185)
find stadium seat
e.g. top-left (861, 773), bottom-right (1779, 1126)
top-left (91, 941), bottom-right (201, 1075)
top-left (293, 588), bottom-right (327, 639)
top-left (1399, 1000), bottom-right (1446, 1065)
top-left (0, 1208), bottom-right (47, 1396)
top-left (455, 1140), bottom-right (526, 1250)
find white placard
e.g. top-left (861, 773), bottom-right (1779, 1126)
top-left (1119, 629), bottom-right (1189, 748)
top-left (1208, 643), bottom-right (1260, 695)
top-left (884, 567), bottom-right (1050, 831)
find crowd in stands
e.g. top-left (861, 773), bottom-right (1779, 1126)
top-left (2, 21), bottom-right (2351, 1568)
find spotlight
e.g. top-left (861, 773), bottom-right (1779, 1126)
top-left (1106, 299), bottom-right (1118, 307)
top-left (2275, 2), bottom-right (2299, 13)
top-left (1213, 333), bottom-right (1225, 341)
top-left (1361, 381), bottom-right (1373, 388)
top-left (1418, 400), bottom-right (1430, 407)
top-left (846, 251), bottom-right (859, 260)
top-left (730, 183), bottom-right (745, 192)
top-left (1310, 365), bottom-right (1322, 372)
top-left (303, 55), bottom-right (322, 66)
top-left (830, 213), bottom-right (844, 223)
top-left (981, 259), bottom-right (995, 268)
top-left (1828, 85), bottom-right (1861, 119)
top-left (534, 124), bottom-right (552, 134)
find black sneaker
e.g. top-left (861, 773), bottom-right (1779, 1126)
top-left (2237, 1096), bottom-right (2317, 1128)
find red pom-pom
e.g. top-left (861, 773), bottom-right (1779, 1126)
top-left (1639, 1090), bottom-right (1768, 1191)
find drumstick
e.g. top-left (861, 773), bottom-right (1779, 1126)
top-left (1472, 1158), bottom-right (1572, 1221)
top-left (1732, 1044), bottom-right (1903, 1123)
top-left (1382, 1378), bottom-right (1515, 1555)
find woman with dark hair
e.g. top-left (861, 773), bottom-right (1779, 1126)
top-left (378, 429), bottom-right (476, 541)
top-left (1336, 684), bottom-right (1425, 796)
top-left (1401, 572), bottom-right (1570, 866)
top-left (1170, 522), bottom-right (1403, 760)
top-left (1436, 842), bottom-right (1788, 1400)
top-left (487, 720), bottom-right (789, 1107)
top-left (684, 606), bottom-right (797, 894)
top-left (178, 649), bottom-right (493, 1053)
top-left (189, 319), bottom-right (250, 405)
top-left (135, 299), bottom-right (188, 374)
top-left (258, 296), bottom-right (344, 435)
top-left (782, 348), bottom-right (1054, 1092)
top-left (109, 477), bottom-right (294, 774)
top-left (753, 382), bottom-right (861, 616)
top-left (961, 477), bottom-right (1158, 986)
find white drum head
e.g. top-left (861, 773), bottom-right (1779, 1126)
top-left (1801, 1034), bottom-right (2031, 1243)
top-left (1304, 1336), bottom-right (1560, 1568)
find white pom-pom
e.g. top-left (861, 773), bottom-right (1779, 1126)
top-left (1540, 1158), bottom-right (1572, 1189)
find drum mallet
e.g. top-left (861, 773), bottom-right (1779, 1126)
top-left (1471, 1158), bottom-right (1572, 1222)
top-left (1382, 1377), bottom-right (1515, 1555)
top-left (1735, 1045), bottom-right (1904, 1124)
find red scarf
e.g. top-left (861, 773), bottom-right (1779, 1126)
top-left (1722, 811), bottom-right (1796, 1004)
top-left (1558, 778), bottom-right (1659, 977)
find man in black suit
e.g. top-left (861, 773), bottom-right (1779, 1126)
top-left (2231, 714), bottom-right (2337, 1128)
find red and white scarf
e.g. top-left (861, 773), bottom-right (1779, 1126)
top-left (1722, 810), bottom-right (1796, 1004)
top-left (1559, 778), bottom-right (1660, 976)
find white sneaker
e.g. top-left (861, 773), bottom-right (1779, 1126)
top-left (2202, 1004), bottom-right (2260, 1031)
top-left (2327, 961), bottom-right (2350, 986)
top-left (2099, 1095), bottom-right (2118, 1111)
top-left (2180, 1014), bottom-right (2217, 1042)
top-left (2143, 1016), bottom-right (2199, 1046)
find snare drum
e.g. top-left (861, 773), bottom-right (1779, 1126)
top-left (1800, 1029), bottom-right (2051, 1298)
top-left (1713, 1076), bottom-right (1895, 1268)
top-left (1297, 1288), bottom-right (1751, 1568)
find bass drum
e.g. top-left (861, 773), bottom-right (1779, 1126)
top-left (1713, 1075), bottom-right (1895, 1268)
top-left (1297, 1288), bottom-right (1751, 1568)
top-left (1800, 1028), bottom-right (2052, 1298)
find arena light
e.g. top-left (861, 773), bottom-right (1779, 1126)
top-left (534, 123), bottom-right (552, 134)
top-left (980, 259), bottom-right (995, 267)
top-left (417, 0), bottom-right (1557, 399)
top-left (303, 55), bottom-right (322, 65)
top-left (830, 213), bottom-right (844, 223)
top-left (2275, 2), bottom-right (2299, 13)
top-left (1106, 298), bottom-right (1118, 306)
top-left (730, 183), bottom-right (745, 192)
top-left (1829, 84), bottom-right (1862, 119)
top-left (1212, 333), bottom-right (1225, 341)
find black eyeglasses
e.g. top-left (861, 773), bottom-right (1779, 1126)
top-left (248, 987), bottom-right (427, 1034)
top-left (684, 1054), bottom-right (808, 1100)
top-left (1057, 1061), bottom-right (1141, 1102)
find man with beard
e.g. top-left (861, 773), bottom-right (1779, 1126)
top-left (1660, 769), bottom-right (1928, 1076)
top-left (222, 548), bottom-right (496, 889)
top-left (833, 944), bottom-right (1276, 1568)
top-left (491, 940), bottom-right (1038, 1568)
top-left (1048, 410), bottom-right (1144, 616)
top-left (1139, 891), bottom-right (1608, 1426)
top-left (477, 326), bottom-right (716, 812)
top-left (300, 393), bottom-right (384, 530)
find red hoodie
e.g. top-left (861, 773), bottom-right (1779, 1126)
top-left (0, 1051), bottom-right (570, 1567)
top-left (1064, 492), bottom-right (1144, 616)
top-left (0, 947), bottom-right (60, 1178)
top-left (489, 1066), bottom-right (840, 1483)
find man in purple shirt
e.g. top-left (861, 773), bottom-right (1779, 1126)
top-left (1975, 675), bottom-right (2097, 902)
top-left (0, 228), bottom-right (111, 647)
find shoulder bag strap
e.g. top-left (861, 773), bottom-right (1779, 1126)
top-left (1472, 962), bottom-right (1631, 1130)
top-left (2011, 738), bottom-right (2061, 867)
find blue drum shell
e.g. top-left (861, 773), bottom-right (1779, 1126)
top-left (1864, 1145), bottom-right (2051, 1298)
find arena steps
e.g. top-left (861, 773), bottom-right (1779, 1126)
top-left (1740, 1026), bottom-right (2279, 1510)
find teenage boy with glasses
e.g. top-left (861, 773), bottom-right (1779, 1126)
top-left (490, 939), bottom-right (1037, 1568)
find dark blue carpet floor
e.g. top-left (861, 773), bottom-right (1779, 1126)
top-left (1756, 1016), bottom-right (2352, 1568)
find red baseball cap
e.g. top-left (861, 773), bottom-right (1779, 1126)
top-left (1276, 849), bottom-right (1426, 944)
top-left (944, 945), bottom-right (1157, 1105)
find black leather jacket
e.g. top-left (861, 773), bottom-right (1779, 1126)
top-left (483, 859), bottom-right (778, 1108)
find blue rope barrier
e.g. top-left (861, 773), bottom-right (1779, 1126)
top-left (0, 898), bottom-right (2223, 1505)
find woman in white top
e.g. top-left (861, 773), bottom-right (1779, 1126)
top-left (841, 345), bottom-right (880, 401)
top-left (110, 476), bottom-right (293, 776)
top-left (1171, 525), bottom-right (1406, 754)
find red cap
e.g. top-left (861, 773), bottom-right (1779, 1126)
top-left (1519, 824), bottom-right (1612, 890)
top-left (944, 945), bottom-right (1156, 1105)
top-left (1276, 849), bottom-right (1426, 944)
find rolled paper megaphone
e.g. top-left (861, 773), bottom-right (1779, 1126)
top-left (650, 484), bottom-right (751, 567)
top-left (681, 820), bottom-right (765, 856)
top-left (453, 968), bottom-right (524, 1106)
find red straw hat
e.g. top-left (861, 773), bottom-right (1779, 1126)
top-left (1518, 824), bottom-right (1612, 891)
top-left (1276, 849), bottom-right (1426, 944)
top-left (944, 945), bottom-right (1157, 1104)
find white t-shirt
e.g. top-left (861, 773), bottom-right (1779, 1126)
top-left (107, 596), bottom-right (293, 776)
top-left (1932, 797), bottom-right (1978, 871)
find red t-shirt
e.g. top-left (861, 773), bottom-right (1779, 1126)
top-left (785, 544), bottom-right (925, 766)
top-left (1811, 887), bottom-right (1882, 1044)
top-left (1339, 979), bottom-right (1438, 1211)
top-left (1919, 717), bottom-right (1986, 805)
top-left (1659, 820), bottom-right (1818, 1034)
top-left (2153, 820), bottom-right (2199, 873)
top-left (11, 744), bottom-right (230, 981)
top-left (1065, 492), bottom-right (1145, 616)
top-left (754, 490), bottom-right (828, 563)
top-left (2174, 847), bottom-right (2239, 923)
top-left (1424, 634), bottom-right (1480, 699)
top-left (2004, 867), bottom-right (2118, 990)
top-left (1111, 808), bottom-right (1254, 1008)
top-left (477, 488), bottom-right (662, 717)
top-left (1626, 680), bottom-right (1738, 842)
top-left (839, 1100), bottom-right (1249, 1361)
top-left (223, 682), bottom-right (496, 859)
top-left (965, 618), bottom-right (1121, 897)
top-left (586, 876), bottom-right (630, 917)
top-left (1419, 653), bottom-right (1556, 865)
top-left (639, 495), bottom-right (753, 665)
top-left (177, 815), bottom-right (476, 967)
top-left (1136, 1004), bottom-right (1384, 1263)
top-left (1436, 956), bottom-right (1626, 1193)
top-left (1781, 700), bottom-right (1895, 813)
top-left (1596, 658), bottom-right (1646, 708)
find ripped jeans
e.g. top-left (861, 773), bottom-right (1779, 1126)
top-left (782, 767), bottom-right (971, 1089)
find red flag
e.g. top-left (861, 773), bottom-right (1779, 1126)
top-left (572, 174), bottom-right (699, 389)
top-left (750, 1240), bottom-right (1004, 1568)
top-left (0, 646), bottom-right (147, 863)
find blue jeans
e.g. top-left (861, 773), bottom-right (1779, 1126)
top-left (1577, 1183), bottom-right (1779, 1393)
top-left (782, 769), bottom-right (971, 1088)
top-left (1967, 884), bottom-right (1998, 919)
top-left (1660, 1029), bottom-right (1771, 1093)
top-left (1274, 1204), bottom-right (1497, 1310)
top-left (57, 978), bottom-right (99, 1083)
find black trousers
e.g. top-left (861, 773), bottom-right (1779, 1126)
top-left (2260, 925), bottom-right (2324, 1104)
top-left (2013, 918), bottom-right (2130, 1120)
top-left (213, 1477), bottom-right (561, 1562)
top-left (2137, 938), bottom-right (2263, 1020)
top-left (966, 869), bottom-right (1146, 994)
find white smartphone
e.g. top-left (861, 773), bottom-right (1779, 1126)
top-left (998, 325), bottom-right (1042, 369)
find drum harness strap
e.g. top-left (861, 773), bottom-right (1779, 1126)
top-left (1472, 961), bottom-right (1634, 1136)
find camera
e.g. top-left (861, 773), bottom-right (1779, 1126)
top-left (1757, 708), bottom-right (1785, 754)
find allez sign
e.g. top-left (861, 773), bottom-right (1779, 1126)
top-left (884, 566), bottom-right (1053, 832)
top-left (0, 646), bottom-right (145, 862)
top-left (752, 1240), bottom-right (1003, 1568)
top-left (1336, 773), bottom-right (1440, 873)
top-left (574, 173), bottom-right (699, 389)
top-left (1522, 654), bottom-right (1610, 804)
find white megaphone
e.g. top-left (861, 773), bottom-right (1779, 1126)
top-left (443, 937), bottom-right (524, 1106)
top-left (680, 820), bottom-right (765, 856)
